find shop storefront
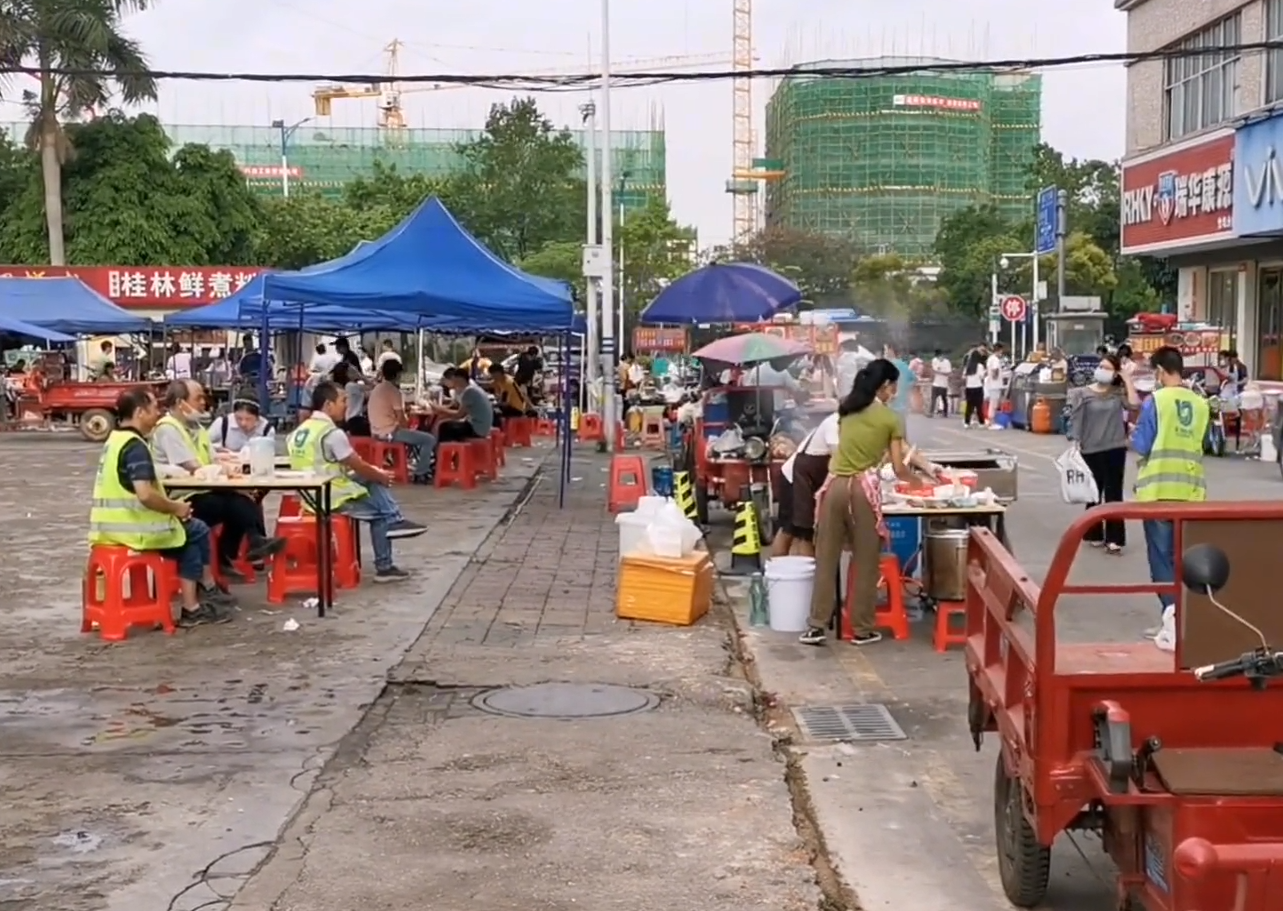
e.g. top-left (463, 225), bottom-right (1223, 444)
top-left (1119, 123), bottom-right (1283, 380)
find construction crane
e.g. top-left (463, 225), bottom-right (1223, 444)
top-left (313, 40), bottom-right (732, 131)
top-left (726, 0), bottom-right (783, 242)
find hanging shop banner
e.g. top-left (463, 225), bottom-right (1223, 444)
top-left (631, 327), bottom-right (687, 352)
top-left (0, 265), bottom-right (263, 308)
top-left (1120, 130), bottom-right (1235, 256)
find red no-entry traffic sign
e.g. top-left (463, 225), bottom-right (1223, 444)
top-left (1000, 295), bottom-right (1027, 322)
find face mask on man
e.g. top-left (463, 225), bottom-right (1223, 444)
top-left (1093, 368), bottom-right (1115, 386)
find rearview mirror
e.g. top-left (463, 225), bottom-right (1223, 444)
top-left (1182, 543), bottom-right (1230, 594)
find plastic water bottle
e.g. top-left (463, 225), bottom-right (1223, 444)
top-left (749, 573), bottom-right (769, 627)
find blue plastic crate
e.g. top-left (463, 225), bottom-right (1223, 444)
top-left (886, 516), bottom-right (921, 577)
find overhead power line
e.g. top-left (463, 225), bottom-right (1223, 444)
top-left (2, 40), bottom-right (1279, 88)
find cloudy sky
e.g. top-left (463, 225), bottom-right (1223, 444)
top-left (45, 0), bottom-right (1125, 246)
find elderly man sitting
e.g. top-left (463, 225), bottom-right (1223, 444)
top-left (90, 387), bottom-right (233, 627)
top-left (152, 380), bottom-right (285, 582)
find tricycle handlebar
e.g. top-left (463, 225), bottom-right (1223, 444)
top-left (1193, 648), bottom-right (1283, 682)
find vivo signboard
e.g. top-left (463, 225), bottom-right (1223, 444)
top-left (1233, 113), bottom-right (1283, 236)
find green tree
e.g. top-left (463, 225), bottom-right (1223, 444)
top-left (720, 225), bottom-right (861, 306)
top-left (851, 253), bottom-right (947, 320)
top-left (253, 193), bottom-right (397, 269)
top-left (0, 0), bottom-right (158, 265)
top-left (0, 112), bottom-right (263, 265)
top-left (933, 205), bottom-right (1023, 315)
top-left (448, 97), bottom-right (584, 260)
top-left (343, 160), bottom-right (452, 215)
top-left (519, 240), bottom-right (585, 301)
top-left (618, 195), bottom-right (696, 321)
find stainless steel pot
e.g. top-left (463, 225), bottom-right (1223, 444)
top-left (923, 517), bottom-right (970, 602)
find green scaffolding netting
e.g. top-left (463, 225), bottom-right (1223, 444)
top-left (764, 61), bottom-right (1041, 259)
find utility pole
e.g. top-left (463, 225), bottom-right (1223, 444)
top-left (1055, 189), bottom-right (1068, 308)
top-left (598, 0), bottom-right (617, 450)
top-left (580, 101), bottom-right (598, 408)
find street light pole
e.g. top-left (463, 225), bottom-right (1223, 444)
top-left (271, 117), bottom-right (311, 199)
top-left (617, 175), bottom-right (628, 348)
top-left (580, 101), bottom-right (598, 407)
top-left (598, 0), bottom-right (617, 451)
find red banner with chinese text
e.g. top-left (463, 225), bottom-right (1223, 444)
top-left (631, 326), bottom-right (687, 352)
top-left (0, 265), bottom-right (263, 308)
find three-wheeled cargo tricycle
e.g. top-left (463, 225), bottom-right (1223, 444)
top-left (965, 501), bottom-right (1283, 910)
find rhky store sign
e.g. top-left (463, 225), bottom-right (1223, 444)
top-left (1120, 131), bottom-right (1235, 256)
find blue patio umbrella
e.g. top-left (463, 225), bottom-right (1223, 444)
top-left (638, 262), bottom-right (802, 325)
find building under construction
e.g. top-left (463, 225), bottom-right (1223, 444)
top-left (763, 58), bottom-right (1042, 259)
top-left (163, 123), bottom-right (668, 211)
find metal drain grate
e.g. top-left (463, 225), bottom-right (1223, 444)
top-left (791, 704), bottom-right (906, 743)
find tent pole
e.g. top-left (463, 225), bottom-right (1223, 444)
top-left (559, 330), bottom-right (571, 509)
top-left (415, 329), bottom-right (425, 401)
top-left (257, 302), bottom-right (271, 419)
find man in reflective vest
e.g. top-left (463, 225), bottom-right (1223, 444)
top-left (89, 387), bottom-right (234, 627)
top-left (153, 379), bottom-right (284, 580)
top-left (288, 381), bottom-right (426, 583)
top-left (1131, 345), bottom-right (1209, 636)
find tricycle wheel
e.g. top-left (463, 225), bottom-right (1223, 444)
top-left (993, 752), bottom-right (1050, 907)
top-left (695, 481), bottom-right (710, 526)
top-left (752, 486), bottom-right (774, 545)
top-left (80, 408), bottom-right (115, 442)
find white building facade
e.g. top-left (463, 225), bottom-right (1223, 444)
top-left (1119, 0), bottom-right (1283, 380)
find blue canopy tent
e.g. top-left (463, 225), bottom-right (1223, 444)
top-left (0, 276), bottom-right (153, 334)
top-left (250, 197), bottom-right (576, 331)
top-left (165, 277), bottom-right (422, 332)
top-left (0, 314), bottom-right (75, 343)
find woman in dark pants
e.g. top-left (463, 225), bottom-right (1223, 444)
top-left (769, 413), bottom-right (839, 557)
top-left (1067, 353), bottom-right (1140, 554)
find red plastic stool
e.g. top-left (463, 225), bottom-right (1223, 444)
top-left (841, 553), bottom-right (911, 641)
top-left (607, 454), bottom-right (648, 513)
top-left (534, 418), bottom-right (556, 437)
top-left (506, 417), bottom-right (534, 447)
top-left (489, 429), bottom-right (507, 466)
top-left (435, 442), bottom-right (477, 489)
top-left (468, 436), bottom-right (497, 480)
top-left (934, 602), bottom-right (967, 652)
top-left (266, 515), bottom-right (361, 602)
top-left (350, 436), bottom-right (374, 461)
top-left (370, 439), bottom-right (411, 483)
top-left (578, 412), bottom-right (604, 442)
top-left (82, 545), bottom-right (176, 641)
top-left (277, 493), bottom-right (303, 522)
top-left (209, 527), bottom-right (258, 587)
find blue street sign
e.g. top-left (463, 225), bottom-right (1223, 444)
top-left (1035, 186), bottom-right (1057, 255)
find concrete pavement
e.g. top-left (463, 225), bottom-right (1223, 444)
top-left (0, 435), bottom-right (547, 911)
top-left (732, 414), bottom-right (1281, 911)
top-left (231, 453), bottom-right (818, 911)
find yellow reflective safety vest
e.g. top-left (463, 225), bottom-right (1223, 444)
top-left (1135, 385), bottom-right (1209, 502)
top-left (287, 416), bottom-right (367, 509)
top-left (88, 430), bottom-right (185, 550)
top-left (152, 414), bottom-right (215, 500)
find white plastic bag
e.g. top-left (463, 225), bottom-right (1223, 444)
top-left (1153, 605), bottom-right (1176, 652)
top-left (1054, 445), bottom-right (1099, 505)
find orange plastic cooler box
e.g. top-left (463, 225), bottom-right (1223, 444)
top-left (616, 551), bottom-right (714, 626)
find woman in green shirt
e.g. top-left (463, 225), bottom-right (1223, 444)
top-left (801, 359), bottom-right (941, 646)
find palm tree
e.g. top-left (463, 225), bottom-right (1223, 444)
top-left (0, 0), bottom-right (156, 265)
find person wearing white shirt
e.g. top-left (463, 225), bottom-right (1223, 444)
top-left (984, 343), bottom-right (1007, 428)
top-left (375, 339), bottom-right (403, 371)
top-left (962, 344), bottom-right (987, 428)
top-left (310, 343), bottom-right (340, 376)
top-left (833, 340), bottom-right (870, 399)
top-left (929, 349), bottom-right (952, 417)
top-left (209, 399), bottom-right (275, 452)
top-left (165, 344), bottom-right (193, 380)
top-left (772, 412), bottom-right (840, 557)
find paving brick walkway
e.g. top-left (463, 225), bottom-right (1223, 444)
top-left (414, 451), bottom-right (623, 650)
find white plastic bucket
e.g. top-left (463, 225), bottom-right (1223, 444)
top-left (615, 512), bottom-right (651, 557)
top-left (764, 556), bottom-right (816, 632)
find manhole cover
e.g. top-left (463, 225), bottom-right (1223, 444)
top-left (472, 683), bottom-right (660, 719)
top-left (791, 704), bottom-right (906, 743)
